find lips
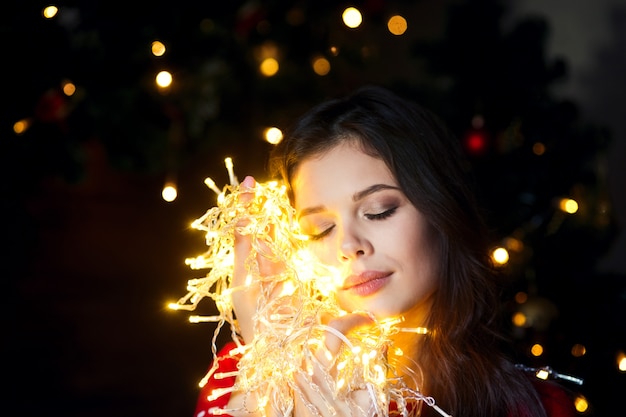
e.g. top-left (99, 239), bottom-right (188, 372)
top-left (341, 271), bottom-right (392, 296)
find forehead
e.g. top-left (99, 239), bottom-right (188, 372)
top-left (291, 141), bottom-right (396, 208)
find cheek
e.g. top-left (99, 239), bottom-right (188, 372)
top-left (307, 240), bottom-right (339, 267)
top-left (392, 216), bottom-right (437, 268)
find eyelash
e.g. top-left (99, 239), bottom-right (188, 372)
top-left (307, 207), bottom-right (398, 241)
top-left (308, 227), bottom-right (333, 241)
top-left (365, 206), bottom-right (397, 220)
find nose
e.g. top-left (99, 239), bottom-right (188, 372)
top-left (338, 224), bottom-right (370, 261)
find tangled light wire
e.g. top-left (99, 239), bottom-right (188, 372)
top-left (170, 159), bottom-right (451, 417)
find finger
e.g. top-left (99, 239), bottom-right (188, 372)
top-left (324, 312), bottom-right (375, 355)
top-left (231, 176), bottom-right (258, 343)
top-left (256, 221), bottom-right (285, 277)
top-left (232, 175), bottom-right (256, 287)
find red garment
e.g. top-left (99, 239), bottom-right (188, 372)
top-left (194, 342), bottom-right (241, 417)
top-left (193, 342), bottom-right (579, 417)
top-left (528, 378), bottom-right (578, 417)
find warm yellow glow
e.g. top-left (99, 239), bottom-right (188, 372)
top-left (162, 183), bottom-right (177, 202)
top-left (491, 246), bottom-right (509, 265)
top-left (558, 198), bottom-right (578, 214)
top-left (312, 56), bottom-right (331, 76)
top-left (530, 343), bottom-right (544, 357)
top-left (151, 40), bottom-right (166, 56)
top-left (170, 159), bottom-right (447, 417)
top-left (244, 274), bottom-right (253, 287)
top-left (535, 368), bottom-right (550, 380)
top-left (278, 280), bottom-right (296, 297)
top-left (62, 81), bottom-right (76, 96)
top-left (204, 177), bottom-right (223, 196)
top-left (260, 57), bottom-right (279, 76)
top-left (337, 378), bottom-right (345, 389)
top-left (13, 119), bottom-right (30, 135)
top-left (264, 127), bottom-right (283, 144)
top-left (532, 142), bottom-right (546, 155)
top-left (42, 6), bottom-right (58, 19)
top-left (342, 7), bottom-right (362, 28)
top-left (156, 70), bottom-right (173, 88)
top-left (329, 46), bottom-right (340, 56)
top-left (224, 157), bottom-right (237, 186)
top-left (512, 312), bottom-right (527, 327)
top-left (387, 15), bottom-right (407, 35)
top-left (574, 395), bottom-right (589, 413)
top-left (618, 351), bottom-right (626, 372)
top-left (571, 343), bottom-right (586, 357)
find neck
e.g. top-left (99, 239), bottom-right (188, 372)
top-left (386, 300), bottom-right (432, 384)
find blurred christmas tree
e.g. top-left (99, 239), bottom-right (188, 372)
top-left (3, 0), bottom-right (624, 416)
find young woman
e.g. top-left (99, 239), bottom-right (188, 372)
top-left (194, 86), bottom-right (578, 417)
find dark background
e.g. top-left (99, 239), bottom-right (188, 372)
top-left (2, 1), bottom-right (625, 416)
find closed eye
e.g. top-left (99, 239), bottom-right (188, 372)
top-left (365, 207), bottom-right (397, 220)
top-left (308, 225), bottom-right (335, 241)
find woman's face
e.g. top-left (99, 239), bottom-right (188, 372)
top-left (292, 140), bottom-right (439, 324)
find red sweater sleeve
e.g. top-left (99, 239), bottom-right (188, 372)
top-left (532, 379), bottom-right (579, 417)
top-left (194, 342), bottom-right (241, 417)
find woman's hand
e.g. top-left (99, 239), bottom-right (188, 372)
top-left (231, 175), bottom-right (285, 344)
top-left (291, 312), bottom-right (377, 417)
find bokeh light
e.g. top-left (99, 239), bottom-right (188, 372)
top-left (387, 15), bottom-right (407, 35)
top-left (156, 70), bottom-right (173, 88)
top-left (312, 56), bottom-right (331, 76)
top-left (342, 7), bottom-right (362, 28)
top-left (264, 127), bottom-right (283, 145)
top-left (151, 40), bottom-right (166, 57)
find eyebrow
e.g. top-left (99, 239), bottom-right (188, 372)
top-left (297, 183), bottom-right (400, 219)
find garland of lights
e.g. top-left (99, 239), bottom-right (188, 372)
top-left (170, 159), bottom-right (452, 417)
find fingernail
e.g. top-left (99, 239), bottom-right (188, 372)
top-left (242, 176), bottom-right (255, 188)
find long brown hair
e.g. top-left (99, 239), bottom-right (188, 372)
top-left (269, 85), bottom-right (545, 417)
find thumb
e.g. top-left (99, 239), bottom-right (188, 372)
top-left (324, 312), bottom-right (375, 355)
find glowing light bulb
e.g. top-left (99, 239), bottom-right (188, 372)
top-left (260, 58), bottom-right (279, 76)
top-left (156, 70), bottom-right (172, 88)
top-left (558, 198), bottom-right (578, 214)
top-left (574, 395), bottom-right (589, 413)
top-left (151, 40), bottom-right (166, 56)
top-left (62, 81), bottom-right (76, 96)
top-left (264, 127), bottom-right (283, 144)
top-left (42, 6), bottom-right (58, 19)
top-left (531, 344), bottom-right (544, 357)
top-left (618, 351), bottom-right (626, 372)
top-left (342, 7), bottom-right (362, 28)
top-left (225, 157), bottom-right (237, 185)
top-left (312, 56), bottom-right (331, 76)
top-left (162, 182), bottom-right (177, 202)
top-left (279, 280), bottom-right (296, 297)
top-left (13, 119), bottom-right (30, 135)
top-left (387, 15), bottom-right (407, 35)
top-left (491, 247), bottom-right (509, 265)
top-left (204, 177), bottom-right (223, 195)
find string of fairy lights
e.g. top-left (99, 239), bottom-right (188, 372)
top-left (169, 160), bottom-right (451, 417)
